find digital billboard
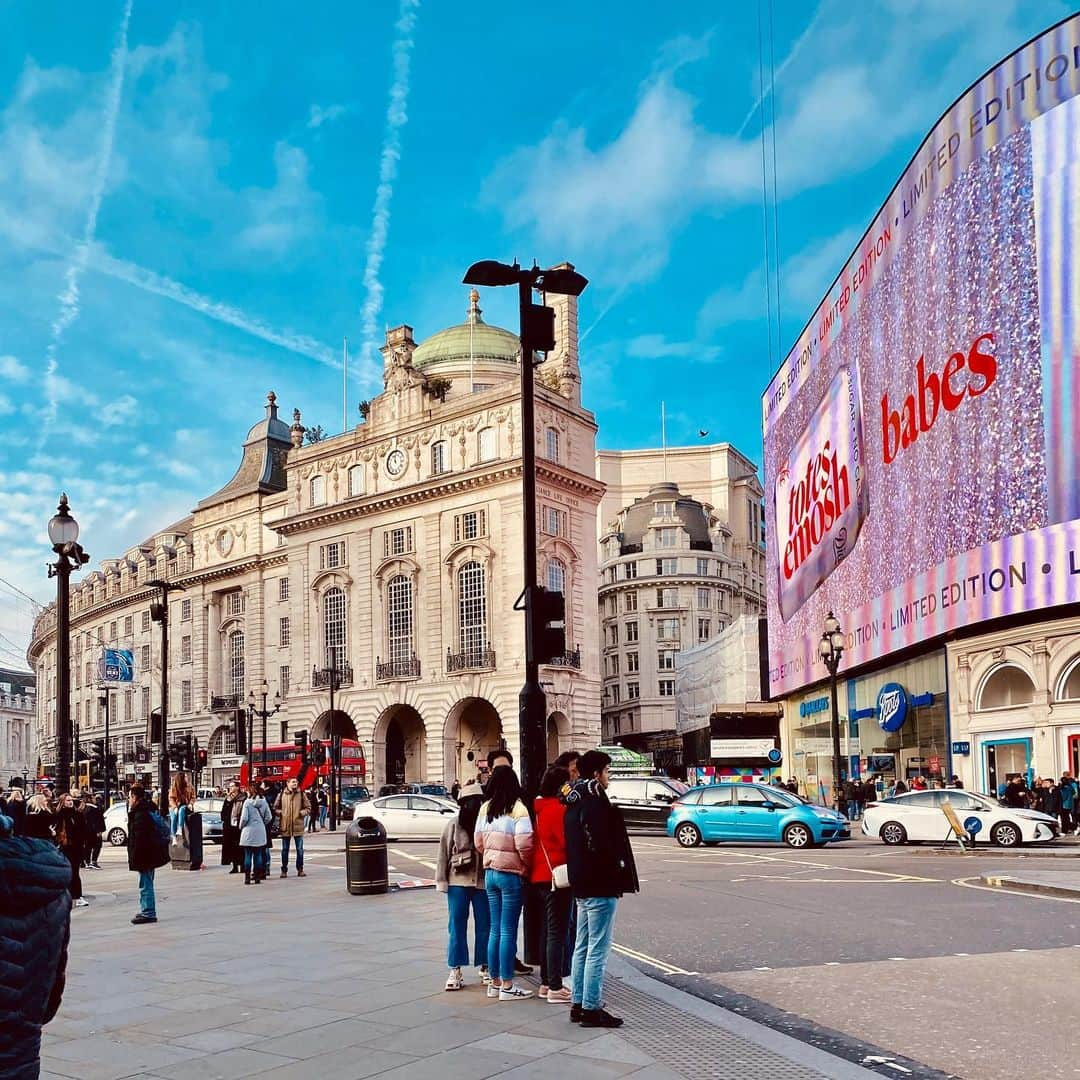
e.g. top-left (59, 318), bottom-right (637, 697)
top-left (763, 15), bottom-right (1080, 697)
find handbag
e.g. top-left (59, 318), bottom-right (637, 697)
top-left (539, 834), bottom-right (569, 890)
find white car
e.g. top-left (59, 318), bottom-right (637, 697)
top-left (862, 789), bottom-right (1059, 847)
top-left (352, 793), bottom-right (458, 839)
top-left (104, 802), bottom-right (129, 845)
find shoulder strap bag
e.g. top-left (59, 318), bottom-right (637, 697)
top-left (539, 830), bottom-right (570, 890)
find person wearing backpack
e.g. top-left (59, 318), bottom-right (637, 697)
top-left (127, 784), bottom-right (170, 925)
top-left (435, 781), bottom-right (489, 991)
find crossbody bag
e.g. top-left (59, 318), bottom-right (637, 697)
top-left (539, 832), bottom-right (570, 890)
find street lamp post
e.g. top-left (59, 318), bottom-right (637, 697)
top-left (149, 579), bottom-right (185, 809)
top-left (99, 688), bottom-right (111, 807)
top-left (313, 652), bottom-right (342, 831)
top-left (47, 494), bottom-right (88, 796)
top-left (247, 680), bottom-right (281, 792)
top-left (462, 260), bottom-right (588, 801)
top-left (818, 611), bottom-right (846, 812)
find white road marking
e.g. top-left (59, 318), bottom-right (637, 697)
top-left (887, 957), bottom-right (906, 961)
top-left (653, 848), bottom-right (940, 884)
top-left (612, 942), bottom-right (694, 976)
top-left (389, 847), bottom-right (437, 871)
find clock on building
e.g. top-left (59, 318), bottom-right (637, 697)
top-left (385, 449), bottom-right (407, 477)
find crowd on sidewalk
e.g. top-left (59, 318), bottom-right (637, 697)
top-left (436, 747), bottom-right (639, 1030)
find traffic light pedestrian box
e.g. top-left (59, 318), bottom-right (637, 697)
top-left (345, 817), bottom-right (388, 895)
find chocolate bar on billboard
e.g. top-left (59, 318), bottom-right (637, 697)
top-left (775, 363), bottom-right (869, 622)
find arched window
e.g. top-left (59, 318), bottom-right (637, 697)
top-left (387, 575), bottom-right (414, 665)
top-left (432, 440), bottom-right (448, 476)
top-left (545, 427), bottom-right (560, 463)
top-left (228, 630), bottom-right (245, 699)
top-left (478, 427), bottom-right (496, 462)
top-left (459, 561), bottom-right (487, 655)
top-left (208, 724), bottom-right (237, 757)
top-left (977, 664), bottom-right (1035, 710)
top-left (310, 475), bottom-right (326, 506)
top-left (547, 557), bottom-right (566, 594)
top-left (1058, 657), bottom-right (1080, 701)
top-left (324, 586), bottom-right (347, 670)
top-left (348, 465), bottom-right (365, 497)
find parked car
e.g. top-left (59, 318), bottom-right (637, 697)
top-left (194, 798), bottom-right (224, 844)
top-left (339, 784), bottom-right (371, 820)
top-left (862, 789), bottom-right (1059, 847)
top-left (351, 793), bottom-right (458, 838)
top-left (666, 783), bottom-right (847, 848)
top-left (607, 776), bottom-right (690, 830)
top-left (104, 802), bottom-right (129, 846)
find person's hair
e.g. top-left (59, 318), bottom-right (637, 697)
top-left (129, 783), bottom-right (145, 800)
top-left (6, 787), bottom-right (24, 803)
top-left (540, 765), bottom-right (570, 798)
top-left (554, 751), bottom-right (580, 769)
top-left (578, 750), bottom-right (612, 780)
top-left (457, 793), bottom-right (484, 837)
top-left (27, 793), bottom-right (50, 813)
top-left (170, 772), bottom-right (194, 809)
top-left (484, 766), bottom-right (523, 821)
top-left (487, 747), bottom-right (513, 769)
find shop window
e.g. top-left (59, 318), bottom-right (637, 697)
top-left (1056, 657), bottom-right (1080, 700)
top-left (976, 664), bottom-right (1035, 710)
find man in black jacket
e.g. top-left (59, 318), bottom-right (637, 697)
top-left (0, 810), bottom-right (71, 1080)
top-left (126, 785), bottom-right (169, 925)
top-left (82, 796), bottom-right (106, 870)
top-left (564, 750), bottom-right (639, 1029)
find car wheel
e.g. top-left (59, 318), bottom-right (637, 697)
top-left (992, 821), bottom-right (1022, 847)
top-left (674, 822), bottom-right (702, 848)
top-left (108, 827), bottom-right (127, 846)
top-left (880, 821), bottom-right (907, 845)
top-left (783, 822), bottom-right (812, 848)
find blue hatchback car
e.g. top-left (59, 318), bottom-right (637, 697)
top-left (666, 783), bottom-right (846, 849)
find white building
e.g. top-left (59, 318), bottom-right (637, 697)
top-left (29, 276), bottom-right (602, 791)
top-left (0, 667), bottom-right (35, 788)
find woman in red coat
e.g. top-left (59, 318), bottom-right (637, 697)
top-left (531, 765), bottom-right (572, 1004)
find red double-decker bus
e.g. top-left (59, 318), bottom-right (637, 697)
top-left (239, 739), bottom-right (366, 791)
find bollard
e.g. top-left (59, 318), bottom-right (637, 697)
top-left (346, 816), bottom-right (388, 895)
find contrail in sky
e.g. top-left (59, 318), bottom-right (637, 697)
top-left (91, 249), bottom-right (340, 370)
top-left (42, 0), bottom-right (133, 430)
top-left (359, 0), bottom-right (420, 381)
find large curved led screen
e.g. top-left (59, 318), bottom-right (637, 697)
top-left (763, 15), bottom-right (1080, 696)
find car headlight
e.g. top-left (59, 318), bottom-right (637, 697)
top-left (811, 807), bottom-right (841, 821)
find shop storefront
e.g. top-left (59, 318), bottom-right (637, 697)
top-left (211, 754), bottom-right (245, 789)
top-left (782, 651), bottom-right (949, 802)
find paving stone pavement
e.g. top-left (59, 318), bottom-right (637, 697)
top-left (43, 838), bottom-right (881, 1079)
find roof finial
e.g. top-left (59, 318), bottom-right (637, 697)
top-left (467, 288), bottom-right (483, 324)
top-left (266, 390), bottom-right (278, 419)
top-left (290, 407), bottom-right (304, 449)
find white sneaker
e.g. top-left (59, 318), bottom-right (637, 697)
top-left (444, 968), bottom-right (464, 991)
top-left (498, 985), bottom-right (534, 1001)
top-left (73, 898), bottom-right (89, 908)
top-left (486, 984), bottom-right (501, 998)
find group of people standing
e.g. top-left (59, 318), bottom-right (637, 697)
top-left (436, 747), bottom-right (638, 1029)
top-left (1002, 772), bottom-right (1080, 833)
top-left (218, 777), bottom-right (312, 882)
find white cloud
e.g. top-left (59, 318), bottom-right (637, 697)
top-left (0, 394), bottom-right (14, 415)
top-left (625, 334), bottom-right (721, 362)
top-left (308, 103), bottom-right (347, 129)
top-left (237, 141), bottom-right (322, 257)
top-left (100, 393), bottom-right (138, 426)
top-left (0, 356), bottom-right (30, 382)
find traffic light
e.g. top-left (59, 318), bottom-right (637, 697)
top-left (532, 586), bottom-right (566, 664)
top-left (149, 709), bottom-right (163, 744)
top-left (197, 747), bottom-right (208, 770)
top-left (90, 739), bottom-right (106, 764)
top-left (523, 301), bottom-right (556, 354)
top-left (167, 740), bottom-right (186, 770)
top-left (183, 733), bottom-right (195, 772)
top-left (310, 739), bottom-right (325, 767)
top-left (293, 729), bottom-right (309, 762)
top-left (233, 713), bottom-right (247, 755)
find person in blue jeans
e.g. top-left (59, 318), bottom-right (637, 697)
top-left (564, 750), bottom-right (640, 1028)
top-left (126, 784), bottom-right (169, 924)
top-left (474, 766), bottom-right (535, 1000)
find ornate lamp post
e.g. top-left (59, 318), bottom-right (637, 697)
top-left (47, 494), bottom-right (88, 795)
top-left (818, 611), bottom-right (846, 811)
top-left (247, 680), bottom-right (281, 790)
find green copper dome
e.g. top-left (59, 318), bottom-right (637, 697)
top-left (412, 289), bottom-right (520, 369)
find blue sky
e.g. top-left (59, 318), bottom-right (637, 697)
top-left (0, 0), bottom-right (1068, 662)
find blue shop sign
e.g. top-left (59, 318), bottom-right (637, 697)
top-left (877, 683), bottom-right (909, 732)
top-left (952, 741), bottom-right (971, 755)
top-left (799, 697), bottom-right (829, 718)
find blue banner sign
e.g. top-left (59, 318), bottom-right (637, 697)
top-left (101, 649), bottom-right (134, 683)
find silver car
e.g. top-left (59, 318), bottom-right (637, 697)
top-left (352, 793), bottom-right (458, 839)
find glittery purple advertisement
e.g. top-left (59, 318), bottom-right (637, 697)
top-left (763, 16), bottom-right (1080, 696)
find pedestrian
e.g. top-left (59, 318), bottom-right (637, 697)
top-left (474, 765), bottom-right (534, 1000)
top-left (274, 777), bottom-right (309, 878)
top-left (1059, 773), bottom-right (1079, 834)
top-left (1003, 777), bottom-right (1028, 808)
top-left (127, 783), bottom-right (170, 925)
top-left (0, 809), bottom-right (72, 1080)
top-left (259, 782), bottom-right (277, 875)
top-left (83, 795), bottom-right (105, 870)
top-left (785, 777), bottom-right (799, 795)
top-left (24, 794), bottom-right (56, 842)
top-left (450, 780), bottom-right (461, 803)
top-left (842, 778), bottom-right (859, 821)
top-left (947, 774), bottom-right (964, 789)
top-left (2, 785), bottom-right (26, 836)
top-left (306, 786), bottom-right (318, 832)
top-left (239, 785), bottom-right (272, 884)
top-left (910, 774), bottom-right (927, 791)
top-left (565, 749), bottom-right (639, 1028)
top-left (55, 793), bottom-right (89, 909)
top-left (1039, 778), bottom-right (1061, 819)
top-left (317, 785), bottom-right (329, 830)
top-left (533, 765), bottom-right (573, 1004)
top-left (554, 751), bottom-right (581, 783)
top-left (436, 780), bottom-right (489, 991)
top-left (220, 782), bottom-right (244, 873)
top-left (891, 779), bottom-right (907, 796)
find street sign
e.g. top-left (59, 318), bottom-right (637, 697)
top-left (952, 741), bottom-right (971, 755)
top-left (767, 747), bottom-right (783, 765)
top-left (964, 816), bottom-right (983, 835)
top-left (710, 738), bottom-right (775, 759)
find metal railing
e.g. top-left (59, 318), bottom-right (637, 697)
top-left (446, 646), bottom-right (496, 673)
top-left (544, 647), bottom-right (581, 669)
top-left (376, 655), bottom-right (421, 680)
top-left (312, 662), bottom-right (353, 688)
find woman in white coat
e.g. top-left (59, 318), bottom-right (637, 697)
top-left (239, 786), bottom-right (272, 884)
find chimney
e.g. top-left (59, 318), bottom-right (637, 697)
top-left (538, 261), bottom-right (580, 405)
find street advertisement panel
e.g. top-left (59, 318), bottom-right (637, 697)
top-left (763, 15), bottom-right (1080, 696)
top-left (99, 648), bottom-right (134, 683)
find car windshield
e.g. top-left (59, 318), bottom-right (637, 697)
top-left (419, 784), bottom-right (448, 796)
top-left (341, 786), bottom-right (370, 803)
top-left (194, 799), bottom-right (223, 813)
top-left (761, 787), bottom-right (802, 807)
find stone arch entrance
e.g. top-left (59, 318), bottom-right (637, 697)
top-left (373, 704), bottom-right (426, 787)
top-left (446, 697), bottom-right (503, 786)
top-left (546, 711), bottom-right (570, 764)
top-left (312, 709), bottom-right (356, 741)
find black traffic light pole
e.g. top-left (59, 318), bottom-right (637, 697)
top-left (101, 689), bottom-right (110, 806)
top-left (149, 580), bottom-right (184, 808)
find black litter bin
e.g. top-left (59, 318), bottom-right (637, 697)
top-left (346, 816), bottom-right (388, 895)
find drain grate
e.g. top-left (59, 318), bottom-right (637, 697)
top-left (604, 977), bottom-right (850, 1080)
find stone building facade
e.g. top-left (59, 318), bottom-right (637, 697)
top-left (595, 445), bottom-right (767, 753)
top-left (28, 280), bottom-right (602, 791)
top-left (0, 666), bottom-right (35, 788)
